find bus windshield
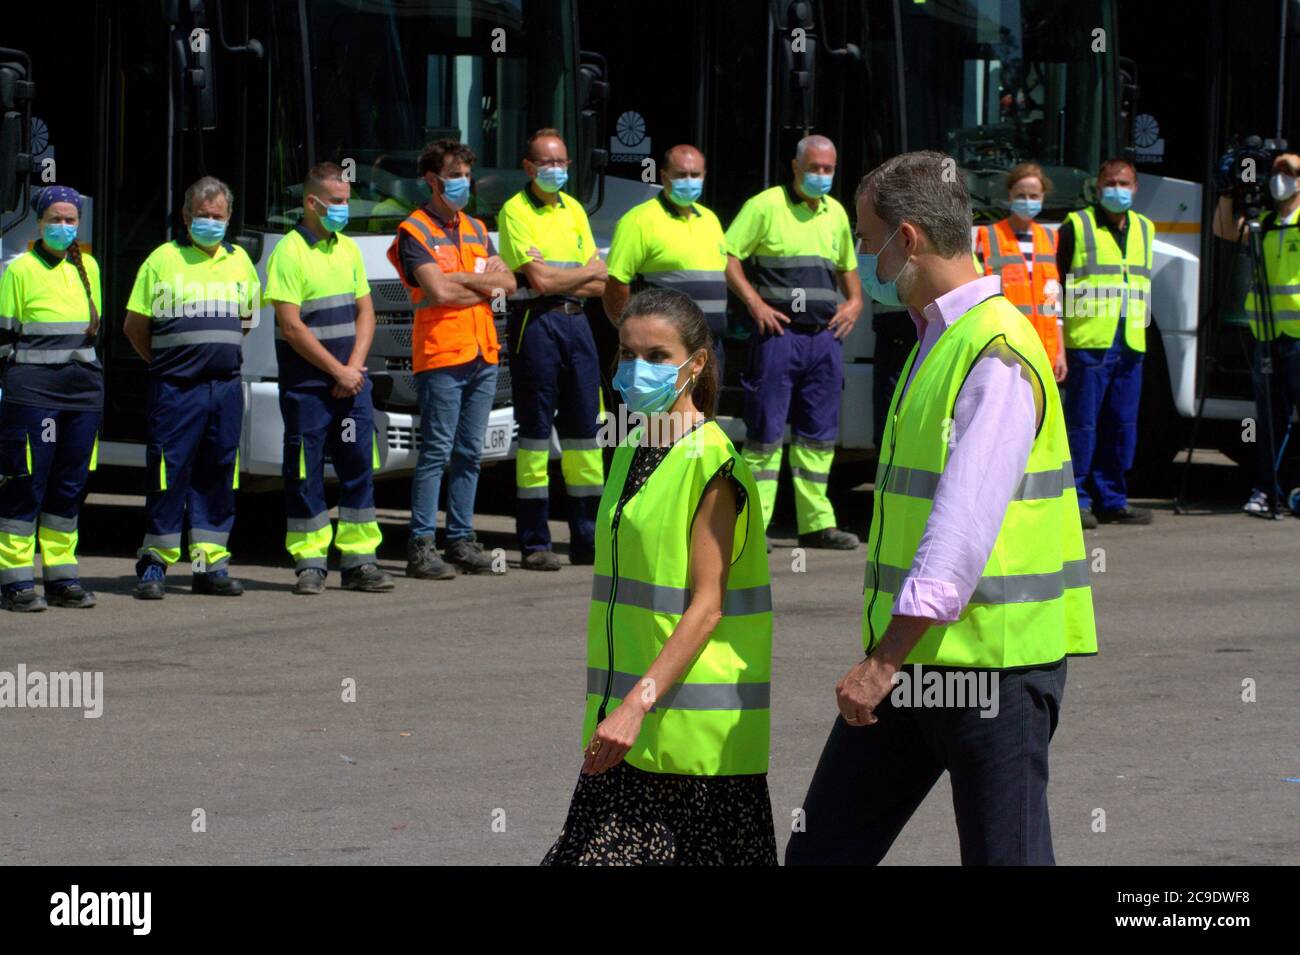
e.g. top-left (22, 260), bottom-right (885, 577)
top-left (897, 0), bottom-right (1118, 221)
top-left (266, 0), bottom-right (577, 232)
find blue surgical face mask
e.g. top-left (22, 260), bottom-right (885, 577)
top-left (613, 353), bottom-right (697, 414)
top-left (1100, 186), bottom-right (1133, 214)
top-left (42, 222), bottom-right (78, 251)
top-left (667, 176), bottom-right (703, 206)
top-left (1010, 197), bottom-right (1042, 220)
top-left (440, 175), bottom-right (471, 210)
top-left (188, 217), bottom-right (228, 247)
top-left (857, 226), bottom-right (904, 307)
top-left (802, 171), bottom-right (834, 198)
top-left (534, 165), bottom-right (569, 193)
top-left (311, 196), bottom-right (349, 232)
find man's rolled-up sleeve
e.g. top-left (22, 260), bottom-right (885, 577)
top-left (893, 349), bottom-right (1040, 622)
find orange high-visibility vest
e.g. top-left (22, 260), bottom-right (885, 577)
top-left (386, 208), bottom-right (499, 372)
top-left (976, 218), bottom-right (1060, 362)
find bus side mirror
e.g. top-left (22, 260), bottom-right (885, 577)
top-left (170, 2), bottom-right (218, 131)
top-left (579, 51), bottom-right (610, 216)
top-left (0, 56), bottom-right (34, 216)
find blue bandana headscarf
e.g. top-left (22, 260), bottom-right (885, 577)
top-left (35, 185), bottom-right (83, 217)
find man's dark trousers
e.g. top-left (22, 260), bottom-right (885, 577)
top-left (785, 660), bottom-right (1067, 865)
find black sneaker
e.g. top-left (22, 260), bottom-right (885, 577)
top-left (192, 570), bottom-right (244, 596)
top-left (47, 582), bottom-right (97, 608)
top-left (1080, 509), bottom-right (1099, 530)
top-left (797, 527), bottom-right (860, 550)
top-left (1, 587), bottom-right (46, 612)
top-left (133, 558), bottom-right (167, 600)
top-left (293, 568), bottom-right (326, 595)
top-left (1096, 505), bottom-right (1153, 525)
top-left (522, 549), bottom-right (562, 571)
top-left (445, 534), bottom-right (499, 575)
top-left (406, 535), bottom-right (455, 580)
top-left (342, 563), bottom-right (395, 592)
top-left (568, 541), bottom-right (595, 566)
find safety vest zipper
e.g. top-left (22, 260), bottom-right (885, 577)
top-left (598, 505), bottom-right (626, 722)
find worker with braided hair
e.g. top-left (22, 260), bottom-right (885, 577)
top-left (0, 185), bottom-right (103, 611)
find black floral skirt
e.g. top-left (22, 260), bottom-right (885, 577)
top-left (541, 761), bottom-right (778, 866)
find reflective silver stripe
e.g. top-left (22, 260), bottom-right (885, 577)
top-left (0, 314), bottom-right (18, 332)
top-left (13, 348), bottom-right (97, 364)
top-left (755, 286), bottom-right (840, 302)
top-left (152, 299), bottom-right (245, 319)
top-left (1073, 264), bottom-right (1124, 278)
top-left (1246, 308), bottom-right (1300, 322)
top-left (1015, 303), bottom-right (1035, 315)
top-left (141, 533), bottom-right (183, 550)
top-left (885, 461), bottom-right (1074, 502)
top-left (752, 469), bottom-right (779, 482)
top-left (1137, 216), bottom-right (1152, 270)
top-left (587, 667), bottom-right (770, 711)
top-left (591, 573), bottom-right (773, 616)
top-left (0, 567), bottom-right (34, 584)
top-left (1077, 210), bottom-right (1099, 268)
top-left (300, 292), bottom-right (357, 315)
top-left (566, 484), bottom-right (604, 497)
top-left (0, 518), bottom-right (36, 536)
top-left (189, 528), bottom-right (230, 546)
top-left (38, 512), bottom-right (78, 533)
top-left (559, 437), bottom-right (600, 451)
top-left (790, 466), bottom-right (828, 484)
top-left (509, 288), bottom-right (541, 301)
top-left (544, 260), bottom-right (583, 269)
top-left (645, 269), bottom-right (726, 283)
top-left (296, 557), bottom-right (328, 572)
top-left (751, 254), bottom-right (838, 271)
top-left (793, 436), bottom-right (836, 451)
top-left (986, 254), bottom-right (1023, 269)
top-left (696, 300), bottom-right (726, 314)
top-left (339, 552), bottom-right (376, 569)
top-left (517, 436), bottom-right (551, 452)
top-left (287, 512), bottom-right (332, 533)
top-left (517, 485), bottom-right (549, 499)
top-left (338, 507), bottom-right (376, 524)
top-left (865, 559), bottom-right (1091, 604)
top-left (744, 440), bottom-right (782, 456)
top-left (43, 563), bottom-right (78, 581)
top-left (1266, 283), bottom-right (1300, 295)
top-left (152, 329), bottom-right (244, 349)
top-left (403, 216), bottom-right (453, 248)
top-left (277, 322), bottom-right (356, 342)
top-left (18, 321), bottom-right (91, 336)
top-left (0, 344), bottom-right (10, 359)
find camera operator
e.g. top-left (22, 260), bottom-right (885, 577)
top-left (1213, 153), bottom-right (1300, 517)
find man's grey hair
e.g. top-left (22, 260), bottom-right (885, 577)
top-left (855, 150), bottom-right (971, 258)
top-left (795, 134), bottom-right (836, 163)
top-left (183, 176), bottom-right (234, 216)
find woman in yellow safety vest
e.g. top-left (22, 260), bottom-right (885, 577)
top-left (0, 185), bottom-right (103, 612)
top-left (542, 287), bottom-right (776, 865)
top-left (975, 162), bottom-right (1067, 382)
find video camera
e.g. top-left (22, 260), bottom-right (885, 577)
top-left (1215, 134), bottom-right (1289, 217)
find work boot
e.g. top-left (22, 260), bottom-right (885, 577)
top-left (133, 558), bottom-right (167, 600)
top-left (293, 568), bottom-right (326, 595)
top-left (406, 535), bottom-right (455, 580)
top-left (445, 534), bottom-right (499, 575)
top-left (1096, 505), bottom-right (1153, 525)
top-left (797, 527), bottom-right (860, 550)
top-left (1080, 508), bottom-right (1099, 530)
top-left (522, 549), bottom-right (562, 571)
top-left (568, 540), bottom-right (595, 566)
top-left (46, 582), bottom-right (97, 608)
top-left (192, 569), bottom-right (244, 596)
top-left (1, 586), bottom-right (46, 613)
top-left (342, 563), bottom-right (396, 592)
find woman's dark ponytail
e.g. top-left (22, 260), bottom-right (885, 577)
top-left (64, 239), bottom-right (99, 336)
top-left (618, 288), bottom-right (720, 417)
